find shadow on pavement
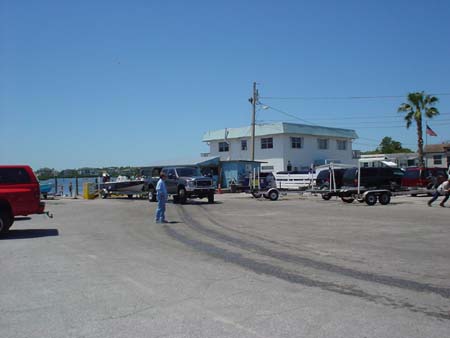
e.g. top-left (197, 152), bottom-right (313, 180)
top-left (14, 217), bottom-right (32, 221)
top-left (174, 201), bottom-right (223, 206)
top-left (1, 229), bottom-right (59, 240)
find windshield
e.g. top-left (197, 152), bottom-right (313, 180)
top-left (176, 167), bottom-right (201, 177)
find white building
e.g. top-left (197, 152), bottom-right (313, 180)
top-left (203, 122), bottom-right (358, 173)
top-left (425, 143), bottom-right (450, 168)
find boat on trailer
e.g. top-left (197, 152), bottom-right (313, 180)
top-left (99, 175), bottom-right (145, 198)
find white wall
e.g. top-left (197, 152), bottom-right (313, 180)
top-left (208, 134), bottom-right (355, 173)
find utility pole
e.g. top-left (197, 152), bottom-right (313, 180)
top-left (249, 82), bottom-right (258, 161)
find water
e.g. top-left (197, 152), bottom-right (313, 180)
top-left (40, 177), bottom-right (100, 197)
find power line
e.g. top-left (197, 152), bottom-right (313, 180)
top-left (259, 103), bottom-right (315, 125)
top-left (260, 93), bottom-right (450, 100)
top-left (259, 103), bottom-right (450, 126)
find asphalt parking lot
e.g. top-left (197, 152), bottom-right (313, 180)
top-left (1, 193), bottom-right (449, 338)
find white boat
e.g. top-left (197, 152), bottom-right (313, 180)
top-left (99, 175), bottom-right (145, 198)
top-left (274, 171), bottom-right (316, 190)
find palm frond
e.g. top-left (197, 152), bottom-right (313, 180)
top-left (397, 103), bottom-right (411, 113)
top-left (425, 106), bottom-right (440, 118)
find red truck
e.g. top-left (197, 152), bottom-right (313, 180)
top-left (0, 165), bottom-right (46, 233)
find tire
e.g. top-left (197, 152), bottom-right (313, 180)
top-left (173, 195), bottom-right (179, 204)
top-left (148, 187), bottom-right (157, 202)
top-left (268, 189), bottom-right (279, 201)
top-left (379, 192), bottom-right (391, 205)
top-left (321, 193), bottom-right (332, 200)
top-left (0, 209), bottom-right (13, 234)
top-left (341, 197), bottom-right (354, 203)
top-left (43, 193), bottom-right (48, 199)
top-left (178, 187), bottom-right (187, 204)
top-left (127, 194), bottom-right (133, 199)
top-left (365, 193), bottom-right (377, 206)
top-left (251, 191), bottom-right (262, 198)
top-left (208, 192), bottom-right (214, 204)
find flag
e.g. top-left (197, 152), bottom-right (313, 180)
top-left (426, 124), bottom-right (437, 136)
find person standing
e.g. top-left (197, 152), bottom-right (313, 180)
top-left (69, 182), bottom-right (73, 197)
top-left (155, 172), bottom-right (169, 223)
top-left (428, 178), bottom-right (450, 207)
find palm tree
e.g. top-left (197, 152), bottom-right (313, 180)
top-left (397, 91), bottom-right (439, 167)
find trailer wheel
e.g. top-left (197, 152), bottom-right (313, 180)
top-left (321, 193), bottom-right (332, 200)
top-left (148, 187), bottom-right (157, 202)
top-left (268, 189), bottom-right (279, 201)
top-left (379, 192), bottom-right (391, 205)
top-left (251, 191), bottom-right (262, 198)
top-left (365, 193), bottom-right (377, 206)
top-left (341, 197), bottom-right (354, 203)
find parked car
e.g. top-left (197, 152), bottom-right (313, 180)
top-left (147, 166), bottom-right (215, 204)
top-left (341, 167), bottom-right (404, 191)
top-left (315, 168), bottom-right (347, 189)
top-left (0, 165), bottom-right (46, 233)
top-left (401, 167), bottom-right (448, 190)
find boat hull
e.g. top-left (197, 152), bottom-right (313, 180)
top-left (100, 180), bottom-right (145, 193)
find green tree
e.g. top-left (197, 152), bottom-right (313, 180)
top-left (378, 137), bottom-right (412, 154)
top-left (35, 167), bottom-right (58, 180)
top-left (397, 91), bottom-right (439, 167)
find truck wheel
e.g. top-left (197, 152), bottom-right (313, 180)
top-left (127, 194), bottom-right (133, 199)
top-left (378, 192), bottom-right (391, 205)
top-left (101, 189), bottom-right (108, 199)
top-left (341, 197), bottom-right (354, 203)
top-left (321, 193), bottom-right (331, 200)
top-left (148, 187), bottom-right (157, 202)
top-left (208, 192), bottom-right (214, 203)
top-left (0, 210), bottom-right (13, 234)
top-left (268, 189), bottom-right (279, 201)
top-left (365, 193), bottom-right (377, 206)
top-left (178, 188), bottom-right (187, 204)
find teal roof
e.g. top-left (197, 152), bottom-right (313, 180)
top-left (202, 122), bottom-right (358, 141)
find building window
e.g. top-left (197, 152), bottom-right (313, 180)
top-left (261, 165), bottom-right (274, 170)
top-left (261, 137), bottom-right (273, 149)
top-left (291, 137), bottom-right (303, 149)
top-left (433, 155), bottom-right (442, 165)
top-left (241, 140), bottom-right (247, 151)
top-left (317, 138), bottom-right (329, 150)
top-left (219, 142), bottom-right (229, 152)
top-left (337, 140), bottom-right (347, 150)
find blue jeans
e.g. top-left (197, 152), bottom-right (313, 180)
top-left (155, 194), bottom-right (166, 221)
top-left (429, 191), bottom-right (450, 205)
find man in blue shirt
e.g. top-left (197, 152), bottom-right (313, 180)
top-left (155, 172), bottom-right (169, 223)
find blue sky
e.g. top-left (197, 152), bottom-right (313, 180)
top-left (1, 0), bottom-right (449, 170)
